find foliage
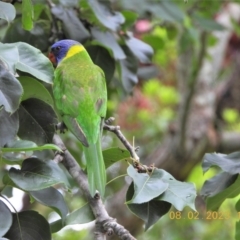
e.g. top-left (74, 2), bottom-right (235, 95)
top-left (1, 0), bottom-right (239, 239)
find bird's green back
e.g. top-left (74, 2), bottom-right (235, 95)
top-left (53, 50), bottom-right (107, 145)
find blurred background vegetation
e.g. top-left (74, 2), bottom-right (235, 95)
top-left (2, 0), bottom-right (240, 239)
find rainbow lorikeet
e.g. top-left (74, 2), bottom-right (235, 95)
top-left (49, 39), bottom-right (107, 197)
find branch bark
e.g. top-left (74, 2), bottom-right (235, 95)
top-left (52, 134), bottom-right (136, 240)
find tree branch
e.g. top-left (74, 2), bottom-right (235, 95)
top-left (103, 117), bottom-right (140, 162)
top-left (177, 31), bottom-right (208, 151)
top-left (52, 134), bottom-right (137, 240)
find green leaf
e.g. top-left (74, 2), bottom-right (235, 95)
top-left (30, 187), bottom-right (68, 221)
top-left (202, 152), bottom-right (240, 175)
top-left (87, 45), bottom-right (115, 83)
top-left (121, 10), bottom-right (138, 29)
top-left (18, 98), bottom-right (57, 145)
top-left (91, 28), bottom-right (126, 60)
top-left (102, 147), bottom-right (131, 169)
top-left (2, 139), bottom-right (37, 162)
top-left (201, 172), bottom-right (238, 199)
top-left (5, 158), bottom-right (70, 191)
top-left (156, 169), bottom-right (196, 211)
top-left (18, 76), bottom-right (54, 106)
top-left (236, 221), bottom-right (240, 240)
top-left (51, 6), bottom-right (90, 43)
top-left (82, 0), bottom-right (124, 31)
top-left (0, 200), bottom-right (12, 237)
top-left (126, 165), bottom-right (169, 204)
top-left (0, 110), bottom-right (19, 148)
top-left (118, 45), bottom-right (138, 92)
top-left (3, 19), bottom-right (51, 52)
top-left (0, 64), bottom-right (23, 113)
top-left (15, 42), bottom-right (54, 83)
top-left (125, 34), bottom-right (153, 63)
top-left (4, 211), bottom-right (51, 240)
top-left (50, 203), bottom-right (94, 233)
top-left (0, 2), bottom-right (16, 23)
top-left (126, 183), bottom-right (171, 230)
top-left (0, 42), bottom-right (54, 83)
top-left (205, 174), bottom-right (240, 211)
top-left (2, 143), bottom-right (61, 153)
top-left (192, 13), bottom-right (224, 31)
top-left (22, 0), bottom-right (34, 31)
top-left (0, 43), bottom-right (18, 73)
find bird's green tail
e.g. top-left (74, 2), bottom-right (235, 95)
top-left (83, 135), bottom-right (106, 197)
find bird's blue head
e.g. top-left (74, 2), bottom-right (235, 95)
top-left (49, 39), bottom-right (82, 65)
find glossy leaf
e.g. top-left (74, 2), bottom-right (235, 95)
top-left (0, 2), bottom-right (16, 23)
top-left (0, 43), bottom-right (18, 73)
top-left (201, 172), bottom-right (238, 199)
top-left (0, 200), bottom-right (12, 237)
top-left (15, 42), bottom-right (54, 83)
top-left (18, 98), bottom-right (57, 145)
top-left (87, 45), bottom-right (115, 82)
top-left (50, 204), bottom-right (94, 233)
top-left (0, 64), bottom-right (23, 113)
top-left (18, 76), bottom-right (54, 106)
top-left (22, 0), bottom-right (34, 31)
top-left (103, 147), bottom-right (131, 169)
top-left (30, 187), bottom-right (68, 221)
top-left (0, 42), bottom-right (54, 83)
top-left (156, 169), bottom-right (196, 211)
top-left (51, 6), bottom-right (90, 43)
top-left (5, 157), bottom-right (70, 191)
top-left (125, 35), bottom-right (153, 63)
top-left (91, 28), bottom-right (126, 60)
top-left (118, 45), bottom-right (138, 92)
top-left (126, 183), bottom-right (171, 230)
top-left (0, 109), bottom-right (19, 148)
top-left (4, 211), bottom-right (51, 240)
top-left (205, 174), bottom-right (240, 211)
top-left (202, 152), bottom-right (240, 175)
top-left (82, 0), bottom-right (124, 31)
top-left (126, 165), bottom-right (169, 204)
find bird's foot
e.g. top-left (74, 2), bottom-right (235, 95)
top-left (55, 122), bottom-right (68, 133)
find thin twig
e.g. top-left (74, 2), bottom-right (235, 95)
top-left (103, 117), bottom-right (140, 162)
top-left (52, 134), bottom-right (137, 240)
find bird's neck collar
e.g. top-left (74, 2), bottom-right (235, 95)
top-left (64, 45), bottom-right (85, 61)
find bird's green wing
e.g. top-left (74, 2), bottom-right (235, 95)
top-left (53, 53), bottom-right (107, 145)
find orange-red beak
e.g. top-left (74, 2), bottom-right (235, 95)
top-left (48, 52), bottom-right (56, 65)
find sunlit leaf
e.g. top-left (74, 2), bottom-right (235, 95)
top-left (22, 0), bottom-right (34, 31)
top-left (202, 152), bottom-right (240, 175)
top-left (0, 2), bottom-right (16, 23)
top-left (127, 165), bottom-right (169, 204)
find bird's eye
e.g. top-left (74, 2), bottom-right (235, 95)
top-left (56, 46), bottom-right (61, 51)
